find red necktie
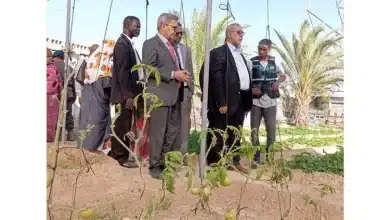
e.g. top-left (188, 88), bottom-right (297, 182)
top-left (167, 42), bottom-right (181, 88)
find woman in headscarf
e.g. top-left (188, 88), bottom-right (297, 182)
top-left (46, 48), bottom-right (62, 142)
top-left (78, 40), bottom-right (115, 153)
top-left (72, 44), bottom-right (99, 132)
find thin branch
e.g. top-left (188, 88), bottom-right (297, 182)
top-left (68, 165), bottom-right (87, 220)
top-left (59, 147), bottom-right (95, 175)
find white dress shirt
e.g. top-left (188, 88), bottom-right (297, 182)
top-left (227, 42), bottom-right (250, 90)
top-left (123, 34), bottom-right (144, 80)
top-left (157, 33), bottom-right (179, 80)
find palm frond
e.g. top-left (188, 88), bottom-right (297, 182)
top-left (273, 20), bottom-right (344, 125)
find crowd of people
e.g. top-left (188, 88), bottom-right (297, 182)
top-left (46, 12), bottom-right (286, 180)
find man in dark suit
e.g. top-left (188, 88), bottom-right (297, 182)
top-left (109, 16), bottom-right (143, 168)
top-left (172, 23), bottom-right (194, 157)
top-left (142, 13), bottom-right (190, 179)
top-left (200, 23), bottom-right (252, 174)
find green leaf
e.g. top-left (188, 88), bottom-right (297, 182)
top-left (145, 65), bottom-right (161, 85)
top-left (246, 146), bottom-right (255, 161)
top-left (162, 171), bottom-right (175, 193)
top-left (226, 152), bottom-right (233, 162)
top-left (254, 170), bottom-right (262, 181)
top-left (115, 104), bottom-right (121, 114)
top-left (226, 125), bottom-right (239, 134)
top-left (166, 161), bottom-right (181, 171)
top-left (133, 93), bottom-right (142, 109)
top-left (302, 194), bottom-right (315, 206)
top-left (131, 63), bottom-right (144, 72)
top-left (187, 153), bottom-right (197, 168)
top-left (185, 170), bottom-right (193, 191)
top-left (167, 151), bottom-right (183, 164)
top-left (206, 168), bottom-right (220, 187)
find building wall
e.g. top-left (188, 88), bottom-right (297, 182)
top-left (46, 37), bottom-right (90, 57)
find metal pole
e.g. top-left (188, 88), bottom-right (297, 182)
top-left (199, 0), bottom-right (213, 179)
top-left (61, 0), bottom-right (72, 144)
top-left (266, 0), bottom-right (270, 39)
top-left (69, 0), bottom-right (76, 43)
top-left (146, 0), bottom-right (149, 40)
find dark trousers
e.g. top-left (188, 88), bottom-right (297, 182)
top-left (149, 100), bottom-right (182, 169)
top-left (180, 88), bottom-right (192, 155)
top-left (250, 105), bottom-right (277, 162)
top-left (66, 99), bottom-right (75, 131)
top-left (109, 103), bottom-right (133, 164)
top-left (206, 92), bottom-right (247, 166)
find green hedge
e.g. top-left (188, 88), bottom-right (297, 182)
top-left (188, 130), bottom-right (201, 154)
top-left (286, 147), bottom-right (344, 175)
top-left (187, 128), bottom-right (343, 153)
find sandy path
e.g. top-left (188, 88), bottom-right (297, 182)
top-left (48, 146), bottom-right (343, 220)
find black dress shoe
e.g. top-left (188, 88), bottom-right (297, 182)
top-left (120, 160), bottom-right (139, 168)
top-left (149, 168), bottom-right (162, 180)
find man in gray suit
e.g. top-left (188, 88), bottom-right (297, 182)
top-left (142, 13), bottom-right (190, 179)
top-left (172, 23), bottom-right (194, 157)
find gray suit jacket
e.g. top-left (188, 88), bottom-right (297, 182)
top-left (142, 34), bottom-right (180, 106)
top-left (177, 42), bottom-right (194, 95)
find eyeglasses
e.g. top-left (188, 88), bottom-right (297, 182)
top-left (166, 24), bottom-right (178, 30)
top-left (230, 30), bottom-right (245, 36)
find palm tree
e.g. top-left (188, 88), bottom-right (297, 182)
top-left (183, 9), bottom-right (230, 92)
top-left (273, 20), bottom-right (344, 126)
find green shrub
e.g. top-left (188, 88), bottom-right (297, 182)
top-left (188, 130), bottom-right (201, 153)
top-left (274, 136), bottom-right (344, 148)
top-left (286, 147), bottom-right (344, 175)
top-left (261, 127), bottom-right (341, 136)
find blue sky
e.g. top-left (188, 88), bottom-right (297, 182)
top-left (47, 0), bottom-right (342, 59)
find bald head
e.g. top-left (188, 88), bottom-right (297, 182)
top-left (225, 23), bottom-right (244, 47)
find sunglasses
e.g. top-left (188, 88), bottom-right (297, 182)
top-left (231, 30), bottom-right (245, 36)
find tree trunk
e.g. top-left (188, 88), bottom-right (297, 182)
top-left (295, 103), bottom-right (310, 126)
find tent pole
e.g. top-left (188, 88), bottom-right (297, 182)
top-left (61, 0), bottom-right (72, 144)
top-left (199, 0), bottom-right (213, 179)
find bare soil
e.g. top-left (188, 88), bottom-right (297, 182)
top-left (47, 144), bottom-right (343, 220)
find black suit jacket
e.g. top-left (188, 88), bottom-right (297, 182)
top-left (200, 44), bottom-right (252, 116)
top-left (111, 34), bottom-right (142, 104)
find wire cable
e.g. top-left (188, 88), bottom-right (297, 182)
top-left (218, 0), bottom-right (235, 154)
top-left (265, 0), bottom-right (270, 39)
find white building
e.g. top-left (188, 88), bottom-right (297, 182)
top-left (46, 37), bottom-right (91, 61)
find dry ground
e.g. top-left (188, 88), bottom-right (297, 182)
top-left (47, 144), bottom-right (343, 220)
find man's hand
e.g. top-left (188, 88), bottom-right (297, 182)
top-left (252, 88), bottom-right (261, 96)
top-left (272, 81), bottom-right (280, 91)
top-left (218, 105), bottom-right (227, 114)
top-left (174, 70), bottom-right (189, 82)
top-left (125, 98), bottom-right (134, 110)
